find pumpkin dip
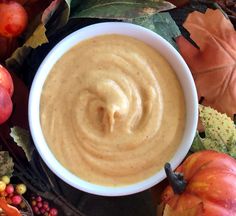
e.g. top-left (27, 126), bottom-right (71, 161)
top-left (40, 34), bottom-right (186, 186)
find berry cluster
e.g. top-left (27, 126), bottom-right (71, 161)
top-left (31, 195), bottom-right (58, 216)
top-left (0, 176), bottom-right (27, 207)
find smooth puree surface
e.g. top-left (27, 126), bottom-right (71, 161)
top-left (40, 34), bottom-right (186, 186)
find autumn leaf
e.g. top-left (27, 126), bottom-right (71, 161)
top-left (70, 0), bottom-right (175, 20)
top-left (10, 126), bottom-right (34, 161)
top-left (71, 0), bottom-right (179, 49)
top-left (6, 0), bottom-right (63, 70)
top-left (0, 151), bottom-right (14, 177)
top-left (176, 9), bottom-right (236, 118)
top-left (131, 13), bottom-right (181, 49)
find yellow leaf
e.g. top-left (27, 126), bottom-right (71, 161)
top-left (25, 24), bottom-right (48, 48)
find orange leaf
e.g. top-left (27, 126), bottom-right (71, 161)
top-left (0, 198), bottom-right (21, 216)
top-left (176, 9), bottom-right (236, 118)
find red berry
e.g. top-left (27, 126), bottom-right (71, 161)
top-left (36, 196), bottom-right (42, 202)
top-left (40, 208), bottom-right (46, 214)
top-left (0, 85), bottom-right (13, 124)
top-left (43, 201), bottom-right (49, 210)
top-left (5, 184), bottom-right (14, 194)
top-left (49, 208), bottom-right (58, 216)
top-left (33, 206), bottom-right (38, 211)
top-left (37, 202), bottom-right (43, 208)
top-left (33, 206), bottom-right (39, 213)
top-left (0, 65), bottom-right (14, 96)
top-left (11, 195), bottom-right (22, 205)
top-left (0, 1), bottom-right (28, 37)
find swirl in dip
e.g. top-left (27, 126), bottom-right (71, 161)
top-left (40, 34), bottom-right (186, 186)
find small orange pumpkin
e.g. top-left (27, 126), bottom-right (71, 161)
top-left (162, 150), bottom-right (236, 215)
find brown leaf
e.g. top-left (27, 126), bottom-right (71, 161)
top-left (176, 9), bottom-right (236, 118)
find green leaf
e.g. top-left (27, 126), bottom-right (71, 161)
top-left (131, 12), bottom-right (181, 48)
top-left (6, 24), bottom-right (48, 71)
top-left (191, 105), bottom-right (236, 158)
top-left (191, 132), bottom-right (205, 152)
top-left (0, 151), bottom-right (14, 177)
top-left (10, 127), bottom-right (34, 161)
top-left (70, 0), bottom-right (175, 20)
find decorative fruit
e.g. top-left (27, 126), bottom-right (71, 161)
top-left (31, 195), bottom-right (59, 215)
top-left (0, 65), bottom-right (14, 96)
top-left (31, 200), bottom-right (36, 206)
top-left (5, 184), bottom-right (14, 195)
top-left (36, 196), bottom-right (42, 202)
top-left (1, 176), bottom-right (10, 185)
top-left (11, 195), bottom-right (22, 205)
top-left (0, 84), bottom-right (13, 124)
top-left (49, 208), bottom-right (58, 216)
top-left (15, 183), bottom-right (26, 195)
top-left (0, 1), bottom-right (28, 37)
top-left (162, 150), bottom-right (236, 215)
top-left (0, 181), bottom-right (6, 192)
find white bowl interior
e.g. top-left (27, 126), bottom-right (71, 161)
top-left (29, 22), bottom-right (198, 196)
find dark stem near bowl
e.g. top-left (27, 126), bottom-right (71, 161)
top-left (164, 163), bottom-right (187, 194)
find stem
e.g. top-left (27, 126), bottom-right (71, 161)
top-left (164, 163), bottom-right (187, 195)
top-left (15, 170), bottom-right (84, 216)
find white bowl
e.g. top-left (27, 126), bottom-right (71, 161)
top-left (29, 22), bottom-right (198, 196)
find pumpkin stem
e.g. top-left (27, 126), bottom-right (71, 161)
top-left (164, 163), bottom-right (187, 195)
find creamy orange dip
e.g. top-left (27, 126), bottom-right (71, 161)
top-left (40, 34), bottom-right (186, 186)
